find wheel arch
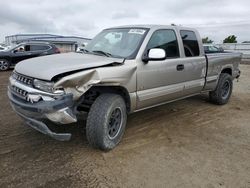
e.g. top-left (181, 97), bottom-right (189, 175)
top-left (0, 56), bottom-right (11, 62)
top-left (77, 85), bottom-right (132, 113)
top-left (221, 67), bottom-right (232, 76)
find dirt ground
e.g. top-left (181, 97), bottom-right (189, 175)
top-left (0, 65), bottom-right (250, 188)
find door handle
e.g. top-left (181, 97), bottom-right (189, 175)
top-left (176, 64), bottom-right (184, 71)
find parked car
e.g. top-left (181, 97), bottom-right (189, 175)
top-left (0, 46), bottom-right (6, 51)
top-left (0, 42), bottom-right (60, 71)
top-left (8, 25), bottom-right (241, 150)
top-left (0, 45), bottom-right (8, 51)
top-left (204, 44), bottom-right (224, 53)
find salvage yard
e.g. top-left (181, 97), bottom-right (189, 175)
top-left (0, 65), bottom-right (250, 188)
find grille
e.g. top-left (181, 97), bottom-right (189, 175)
top-left (11, 85), bottom-right (28, 100)
top-left (12, 72), bottom-right (33, 86)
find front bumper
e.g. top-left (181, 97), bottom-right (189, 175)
top-left (8, 88), bottom-right (77, 141)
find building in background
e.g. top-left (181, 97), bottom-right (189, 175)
top-left (5, 34), bottom-right (91, 52)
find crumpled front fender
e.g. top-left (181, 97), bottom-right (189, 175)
top-left (54, 62), bottom-right (137, 100)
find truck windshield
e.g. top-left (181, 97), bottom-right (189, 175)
top-left (85, 28), bottom-right (148, 59)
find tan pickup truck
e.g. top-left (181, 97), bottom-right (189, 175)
top-left (8, 25), bottom-right (241, 150)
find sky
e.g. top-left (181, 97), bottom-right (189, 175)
top-left (1, 0), bottom-right (250, 43)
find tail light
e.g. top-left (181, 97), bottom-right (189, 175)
top-left (55, 48), bottom-right (60, 53)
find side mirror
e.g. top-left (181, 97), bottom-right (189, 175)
top-left (13, 50), bottom-right (18, 53)
top-left (142, 48), bottom-right (166, 63)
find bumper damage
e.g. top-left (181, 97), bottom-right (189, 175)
top-left (8, 89), bottom-right (77, 141)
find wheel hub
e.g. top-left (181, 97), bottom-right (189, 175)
top-left (0, 60), bottom-right (8, 70)
top-left (221, 80), bottom-right (230, 100)
top-left (108, 107), bottom-right (122, 139)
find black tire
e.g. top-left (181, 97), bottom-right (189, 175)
top-left (86, 93), bottom-right (127, 150)
top-left (209, 73), bottom-right (233, 105)
top-left (0, 59), bottom-right (10, 71)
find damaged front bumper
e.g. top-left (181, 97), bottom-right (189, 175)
top-left (8, 80), bottom-right (77, 141)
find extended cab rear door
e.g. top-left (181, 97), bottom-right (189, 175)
top-left (178, 29), bottom-right (206, 96)
top-left (11, 44), bottom-right (33, 64)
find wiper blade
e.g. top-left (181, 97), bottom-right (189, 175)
top-left (77, 49), bottom-right (90, 54)
top-left (82, 49), bottom-right (90, 53)
top-left (92, 50), bottom-right (112, 57)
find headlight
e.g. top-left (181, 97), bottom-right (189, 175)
top-left (33, 79), bottom-right (55, 93)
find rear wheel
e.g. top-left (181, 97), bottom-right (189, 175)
top-left (0, 59), bottom-right (10, 71)
top-left (86, 93), bottom-right (127, 150)
top-left (209, 73), bottom-right (233, 105)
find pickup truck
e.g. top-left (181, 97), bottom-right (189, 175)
top-left (8, 25), bottom-right (241, 150)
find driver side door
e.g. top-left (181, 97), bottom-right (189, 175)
top-left (136, 29), bottom-right (187, 109)
top-left (11, 45), bottom-right (32, 64)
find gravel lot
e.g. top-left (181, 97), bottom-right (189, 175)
top-left (0, 65), bottom-right (250, 188)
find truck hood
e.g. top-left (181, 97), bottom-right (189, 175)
top-left (15, 53), bottom-right (124, 81)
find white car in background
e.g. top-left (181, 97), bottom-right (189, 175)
top-left (0, 46), bottom-right (7, 51)
top-left (0, 45), bottom-right (10, 51)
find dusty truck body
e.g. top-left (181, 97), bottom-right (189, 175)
top-left (8, 25), bottom-right (241, 150)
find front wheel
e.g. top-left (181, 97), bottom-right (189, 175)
top-left (0, 59), bottom-right (10, 71)
top-left (86, 93), bottom-right (127, 150)
top-left (209, 73), bottom-right (233, 105)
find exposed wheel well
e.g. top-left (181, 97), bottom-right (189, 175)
top-left (76, 86), bottom-right (131, 113)
top-left (221, 68), bottom-right (232, 75)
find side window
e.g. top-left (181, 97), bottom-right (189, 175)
top-left (30, 45), bottom-right (50, 51)
top-left (40, 45), bottom-right (50, 50)
top-left (24, 45), bottom-right (30, 51)
top-left (180, 30), bottom-right (200, 57)
top-left (147, 29), bottom-right (179, 58)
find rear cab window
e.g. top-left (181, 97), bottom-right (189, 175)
top-left (146, 29), bottom-right (180, 58)
top-left (180, 30), bottom-right (200, 57)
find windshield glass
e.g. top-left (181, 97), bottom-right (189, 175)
top-left (85, 28), bottom-right (148, 59)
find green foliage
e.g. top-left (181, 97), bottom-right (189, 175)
top-left (223, 35), bottom-right (237, 43)
top-left (202, 37), bottom-right (213, 44)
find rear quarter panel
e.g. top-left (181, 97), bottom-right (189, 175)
top-left (204, 52), bottom-right (242, 91)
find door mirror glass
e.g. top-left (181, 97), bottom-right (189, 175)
top-left (148, 48), bottom-right (166, 60)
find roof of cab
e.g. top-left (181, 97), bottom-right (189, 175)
top-left (107, 24), bottom-right (196, 31)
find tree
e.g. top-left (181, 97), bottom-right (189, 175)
top-left (202, 37), bottom-right (213, 44)
top-left (223, 35), bottom-right (237, 43)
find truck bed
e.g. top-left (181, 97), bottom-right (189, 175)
top-left (204, 52), bottom-right (242, 91)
